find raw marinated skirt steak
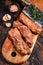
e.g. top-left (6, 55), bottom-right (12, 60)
top-left (9, 28), bottom-right (30, 55)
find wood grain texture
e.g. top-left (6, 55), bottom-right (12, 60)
top-left (0, 26), bottom-right (43, 65)
top-left (0, 0), bottom-right (43, 65)
top-left (30, 0), bottom-right (43, 12)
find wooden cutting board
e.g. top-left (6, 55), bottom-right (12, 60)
top-left (30, 0), bottom-right (43, 12)
top-left (0, 25), bottom-right (43, 65)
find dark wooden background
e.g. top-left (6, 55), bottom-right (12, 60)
top-left (0, 0), bottom-right (43, 65)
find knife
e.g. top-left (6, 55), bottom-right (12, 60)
top-left (22, 4), bottom-right (43, 27)
top-left (22, 0), bottom-right (31, 5)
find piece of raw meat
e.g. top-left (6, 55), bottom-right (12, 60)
top-left (8, 28), bottom-right (30, 55)
top-left (19, 13), bottom-right (42, 34)
top-left (13, 21), bottom-right (33, 48)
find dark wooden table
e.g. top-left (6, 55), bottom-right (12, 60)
top-left (0, 0), bottom-right (43, 65)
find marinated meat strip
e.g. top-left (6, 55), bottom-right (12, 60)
top-left (19, 13), bottom-right (42, 34)
top-left (8, 28), bottom-right (30, 55)
top-left (13, 21), bottom-right (33, 48)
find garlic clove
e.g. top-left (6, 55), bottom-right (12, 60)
top-left (3, 14), bottom-right (11, 22)
top-left (5, 23), bottom-right (11, 28)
